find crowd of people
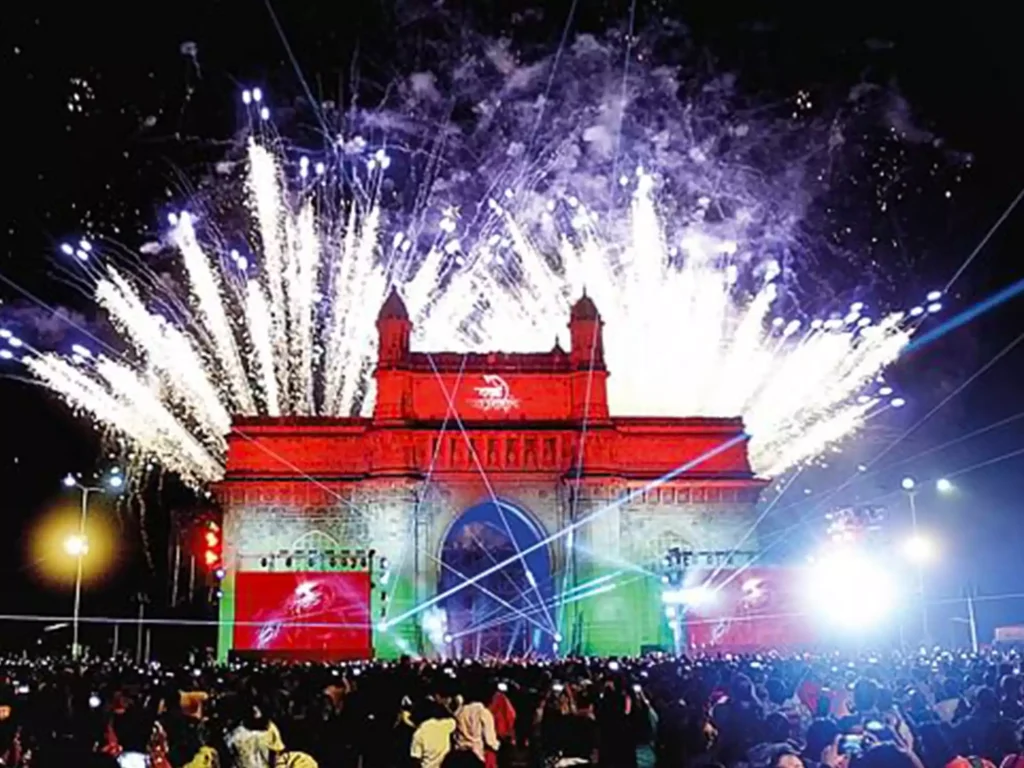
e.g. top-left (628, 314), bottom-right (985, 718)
top-left (0, 648), bottom-right (1020, 768)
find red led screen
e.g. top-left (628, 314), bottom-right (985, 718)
top-left (233, 572), bottom-right (371, 659)
top-left (685, 567), bottom-right (816, 651)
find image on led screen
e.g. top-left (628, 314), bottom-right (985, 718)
top-left (233, 572), bottom-right (371, 656)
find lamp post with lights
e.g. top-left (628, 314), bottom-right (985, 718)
top-left (62, 468), bottom-right (124, 660)
top-left (899, 476), bottom-right (954, 646)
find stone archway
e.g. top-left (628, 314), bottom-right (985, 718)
top-left (438, 500), bottom-right (554, 658)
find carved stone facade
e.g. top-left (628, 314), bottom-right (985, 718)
top-left (216, 291), bottom-right (766, 659)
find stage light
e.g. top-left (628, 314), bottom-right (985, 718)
top-left (443, 633), bottom-right (453, 643)
top-left (63, 474), bottom-right (77, 488)
top-left (936, 477), bottom-right (954, 494)
top-left (901, 477), bottom-right (916, 491)
top-left (903, 535), bottom-right (937, 564)
top-left (802, 548), bottom-right (900, 629)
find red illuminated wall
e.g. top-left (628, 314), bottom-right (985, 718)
top-left (685, 567), bottom-right (816, 651)
top-left (233, 572), bottom-right (371, 659)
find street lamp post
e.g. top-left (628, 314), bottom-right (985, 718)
top-left (902, 481), bottom-right (929, 644)
top-left (905, 489), bottom-right (929, 647)
top-left (63, 469), bottom-right (124, 660)
top-left (900, 476), bottom-right (954, 647)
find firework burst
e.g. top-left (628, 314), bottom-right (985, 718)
top-left (7, 27), bottom-right (955, 486)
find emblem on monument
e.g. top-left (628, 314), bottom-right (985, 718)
top-left (470, 374), bottom-right (520, 413)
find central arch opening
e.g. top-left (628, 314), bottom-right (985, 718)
top-left (439, 500), bottom-right (554, 658)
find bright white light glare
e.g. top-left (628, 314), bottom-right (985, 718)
top-left (891, 397), bottom-right (907, 408)
top-left (903, 534), bottom-right (937, 564)
top-left (926, 290), bottom-right (942, 302)
top-left (242, 90), bottom-right (252, 105)
top-left (803, 548), bottom-right (900, 629)
top-left (259, 107), bottom-right (270, 120)
top-left (662, 585), bottom-right (714, 607)
top-left (107, 474), bottom-right (124, 489)
top-left (910, 306), bottom-right (925, 317)
top-left (61, 243), bottom-right (74, 256)
top-left (88, 695), bottom-right (101, 708)
top-left (63, 474), bottom-right (77, 488)
top-left (252, 87), bottom-right (263, 103)
top-left (901, 477), bottom-right (916, 491)
top-left (927, 302), bottom-right (943, 314)
top-left (936, 477), bottom-right (954, 493)
top-left (420, 607), bottom-right (447, 647)
top-left (0, 350), bottom-right (12, 361)
top-left (71, 344), bottom-right (92, 358)
top-left (64, 535), bottom-right (88, 557)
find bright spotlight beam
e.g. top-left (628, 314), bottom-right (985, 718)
top-left (383, 433), bottom-right (747, 629)
top-left (451, 577), bottom-right (627, 639)
top-left (906, 277), bottom-right (1024, 353)
top-left (459, 570), bottom-right (626, 635)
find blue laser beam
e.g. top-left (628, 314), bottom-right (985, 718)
top-left (907, 277), bottom-right (1024, 353)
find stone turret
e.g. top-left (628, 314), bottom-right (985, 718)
top-left (569, 289), bottom-right (605, 370)
top-left (568, 290), bottom-right (609, 421)
top-left (376, 287), bottom-right (411, 367)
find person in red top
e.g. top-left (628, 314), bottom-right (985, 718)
top-left (487, 683), bottom-right (516, 768)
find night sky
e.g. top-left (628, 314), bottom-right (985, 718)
top-left (1, 2), bottom-right (1022, 651)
